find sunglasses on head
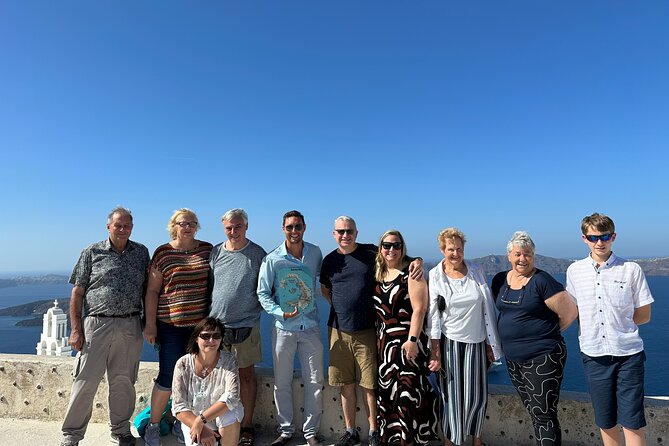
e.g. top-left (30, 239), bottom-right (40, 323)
top-left (585, 233), bottom-right (613, 243)
top-left (381, 242), bottom-right (403, 250)
top-left (198, 332), bottom-right (222, 341)
top-left (284, 224), bottom-right (304, 232)
top-left (335, 229), bottom-right (355, 235)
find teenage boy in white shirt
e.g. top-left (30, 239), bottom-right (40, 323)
top-left (566, 213), bottom-right (653, 446)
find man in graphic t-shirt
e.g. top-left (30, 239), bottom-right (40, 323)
top-left (257, 210), bottom-right (324, 446)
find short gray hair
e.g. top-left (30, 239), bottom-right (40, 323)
top-left (334, 215), bottom-right (356, 228)
top-left (222, 208), bottom-right (248, 225)
top-left (506, 231), bottom-right (535, 255)
top-left (107, 206), bottom-right (133, 224)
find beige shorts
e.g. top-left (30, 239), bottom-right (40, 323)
top-left (328, 327), bottom-right (377, 389)
top-left (223, 324), bottom-right (262, 369)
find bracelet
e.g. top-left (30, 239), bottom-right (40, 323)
top-left (199, 413), bottom-right (207, 424)
top-left (408, 335), bottom-right (417, 343)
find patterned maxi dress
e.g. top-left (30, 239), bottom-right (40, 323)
top-left (374, 269), bottom-right (438, 445)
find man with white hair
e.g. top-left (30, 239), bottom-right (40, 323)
top-left (61, 207), bottom-right (149, 446)
top-left (209, 208), bottom-right (267, 446)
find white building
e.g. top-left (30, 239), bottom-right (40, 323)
top-left (36, 299), bottom-right (72, 356)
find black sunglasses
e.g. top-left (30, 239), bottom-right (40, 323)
top-left (585, 234), bottom-right (613, 243)
top-left (199, 332), bottom-right (222, 341)
top-left (499, 285), bottom-right (524, 305)
top-left (284, 224), bottom-right (304, 232)
top-left (335, 229), bottom-right (355, 235)
top-left (381, 242), bottom-right (403, 250)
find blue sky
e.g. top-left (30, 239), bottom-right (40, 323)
top-left (1, 1), bottom-right (667, 272)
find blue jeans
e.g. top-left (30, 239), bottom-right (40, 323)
top-left (156, 320), bottom-right (193, 390)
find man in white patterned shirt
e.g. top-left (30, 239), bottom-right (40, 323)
top-left (566, 213), bottom-right (653, 446)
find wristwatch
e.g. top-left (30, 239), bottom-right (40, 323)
top-left (408, 335), bottom-right (417, 343)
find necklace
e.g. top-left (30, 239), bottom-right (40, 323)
top-left (172, 240), bottom-right (199, 254)
top-left (196, 353), bottom-right (219, 378)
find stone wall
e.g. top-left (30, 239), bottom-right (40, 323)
top-left (0, 354), bottom-right (666, 445)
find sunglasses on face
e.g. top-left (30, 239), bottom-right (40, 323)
top-left (198, 332), bottom-right (222, 341)
top-left (284, 224), bottom-right (304, 232)
top-left (585, 233), bottom-right (613, 243)
top-left (381, 242), bottom-right (403, 250)
top-left (335, 229), bottom-right (355, 235)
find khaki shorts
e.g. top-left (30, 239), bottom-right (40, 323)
top-left (223, 324), bottom-right (262, 369)
top-left (328, 327), bottom-right (377, 389)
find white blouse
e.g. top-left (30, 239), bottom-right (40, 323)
top-left (428, 260), bottom-right (503, 361)
top-left (171, 351), bottom-right (243, 425)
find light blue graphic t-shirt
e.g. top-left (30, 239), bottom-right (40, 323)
top-left (277, 266), bottom-right (315, 314)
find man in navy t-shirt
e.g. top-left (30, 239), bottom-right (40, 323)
top-left (320, 216), bottom-right (422, 446)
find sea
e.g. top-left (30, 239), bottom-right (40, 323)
top-left (1, 276), bottom-right (667, 395)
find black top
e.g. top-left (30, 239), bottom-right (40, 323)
top-left (491, 269), bottom-right (565, 362)
top-left (320, 243), bottom-right (377, 331)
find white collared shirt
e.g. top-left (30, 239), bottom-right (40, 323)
top-left (566, 252), bottom-right (654, 357)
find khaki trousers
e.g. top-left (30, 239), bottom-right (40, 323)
top-left (61, 315), bottom-right (143, 444)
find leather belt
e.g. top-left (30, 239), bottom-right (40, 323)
top-left (89, 312), bottom-right (141, 318)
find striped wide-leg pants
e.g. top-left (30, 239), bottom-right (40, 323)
top-left (436, 338), bottom-right (488, 445)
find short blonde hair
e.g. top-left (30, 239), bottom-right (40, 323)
top-left (167, 208), bottom-right (200, 240)
top-left (437, 227), bottom-right (466, 251)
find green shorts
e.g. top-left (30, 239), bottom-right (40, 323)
top-left (223, 324), bottom-right (262, 369)
top-left (328, 327), bottom-right (377, 389)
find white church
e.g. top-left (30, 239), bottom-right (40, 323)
top-left (36, 299), bottom-right (72, 356)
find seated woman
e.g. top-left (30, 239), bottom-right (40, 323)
top-left (427, 228), bottom-right (502, 446)
top-left (172, 317), bottom-right (243, 446)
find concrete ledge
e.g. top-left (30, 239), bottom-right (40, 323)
top-left (1, 354), bottom-right (667, 445)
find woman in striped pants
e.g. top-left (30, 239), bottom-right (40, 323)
top-left (428, 228), bottom-right (502, 446)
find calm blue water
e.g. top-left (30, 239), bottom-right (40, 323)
top-left (1, 278), bottom-right (667, 394)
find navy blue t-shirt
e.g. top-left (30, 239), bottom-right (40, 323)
top-left (491, 269), bottom-right (565, 363)
top-left (320, 243), bottom-right (377, 332)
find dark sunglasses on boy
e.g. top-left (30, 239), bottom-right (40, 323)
top-left (585, 233), bottom-right (613, 243)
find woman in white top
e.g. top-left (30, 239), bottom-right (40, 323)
top-left (427, 228), bottom-right (502, 446)
top-left (172, 317), bottom-right (243, 446)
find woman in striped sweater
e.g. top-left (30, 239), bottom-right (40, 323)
top-left (142, 208), bottom-right (213, 446)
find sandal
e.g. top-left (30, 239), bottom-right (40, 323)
top-left (238, 427), bottom-right (255, 446)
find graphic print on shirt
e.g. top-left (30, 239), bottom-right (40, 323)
top-left (277, 266), bottom-right (314, 313)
